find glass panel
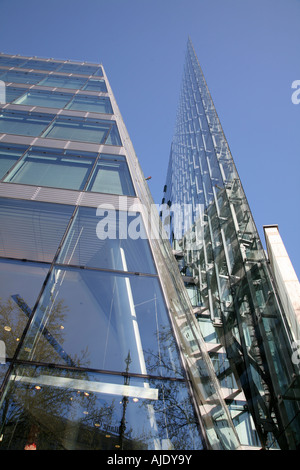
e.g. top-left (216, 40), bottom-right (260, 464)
top-left (0, 365), bottom-right (204, 450)
top-left (43, 117), bottom-right (121, 145)
top-left (93, 67), bottom-right (104, 77)
top-left (75, 65), bottom-right (101, 75)
top-left (5, 86), bottom-right (29, 103)
top-left (0, 144), bottom-right (27, 179)
top-left (0, 111), bottom-right (54, 137)
top-left (0, 198), bottom-right (74, 262)
top-left (0, 71), bottom-right (44, 85)
top-left (58, 207), bottom-right (155, 274)
top-left (82, 79), bottom-right (107, 92)
top-left (0, 56), bottom-right (28, 67)
top-left (4, 149), bottom-right (95, 190)
top-left (66, 95), bottom-right (112, 114)
top-left (105, 124), bottom-right (122, 146)
top-left (15, 90), bottom-right (73, 109)
top-left (38, 75), bottom-right (87, 89)
top-left (87, 159), bottom-right (134, 195)
top-left (19, 267), bottom-right (183, 378)
top-left (55, 63), bottom-right (83, 73)
top-left (20, 60), bottom-right (60, 71)
top-left (0, 259), bottom-right (50, 358)
top-left (57, 63), bottom-right (101, 76)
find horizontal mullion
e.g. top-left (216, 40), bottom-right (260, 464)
top-left (11, 358), bottom-right (185, 383)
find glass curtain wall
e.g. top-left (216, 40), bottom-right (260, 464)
top-left (162, 39), bottom-right (300, 449)
top-left (1, 144), bottom-right (135, 196)
top-left (0, 196), bottom-right (204, 450)
top-left (0, 53), bottom-right (209, 451)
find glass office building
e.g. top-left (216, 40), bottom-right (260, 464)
top-left (161, 39), bottom-right (300, 449)
top-left (0, 52), bottom-right (248, 450)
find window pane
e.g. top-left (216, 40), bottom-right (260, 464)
top-left (20, 59), bottom-right (60, 71)
top-left (18, 267), bottom-right (183, 378)
top-left (0, 144), bottom-right (27, 179)
top-left (66, 95), bottom-right (112, 113)
top-left (0, 198), bottom-right (74, 262)
top-left (4, 149), bottom-right (95, 190)
top-left (104, 124), bottom-right (121, 146)
top-left (43, 117), bottom-right (121, 145)
top-left (0, 56), bottom-right (28, 67)
top-left (0, 111), bottom-right (54, 136)
top-left (0, 70), bottom-right (44, 85)
top-left (82, 79), bottom-right (107, 92)
top-left (38, 75), bottom-right (87, 89)
top-left (15, 90), bottom-right (73, 108)
top-left (0, 365), bottom-right (204, 450)
top-left (56, 63), bottom-right (83, 73)
top-left (57, 63), bottom-right (101, 75)
top-left (5, 86), bottom-right (29, 103)
top-left (93, 67), bottom-right (103, 77)
top-left (58, 207), bottom-right (155, 274)
top-left (0, 259), bottom-right (50, 357)
top-left (87, 159), bottom-right (134, 195)
top-left (75, 65), bottom-right (101, 75)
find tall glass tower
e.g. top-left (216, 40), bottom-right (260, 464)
top-left (0, 52), bottom-right (247, 450)
top-left (162, 39), bottom-right (300, 449)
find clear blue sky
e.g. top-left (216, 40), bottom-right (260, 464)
top-left (1, 0), bottom-right (299, 278)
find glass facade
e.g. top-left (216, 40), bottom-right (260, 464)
top-left (66, 95), bottom-right (113, 114)
top-left (162, 39), bottom-right (300, 449)
top-left (13, 90), bottom-right (113, 113)
top-left (0, 111), bottom-right (120, 144)
top-left (0, 365), bottom-right (202, 450)
top-left (1, 52), bottom-right (241, 451)
top-left (3, 45), bottom-right (297, 451)
top-left (1, 145), bottom-right (135, 196)
top-left (14, 90), bottom-right (74, 108)
top-left (42, 116), bottom-right (121, 145)
top-left (4, 150), bottom-right (95, 190)
top-left (5, 86), bottom-right (29, 103)
top-left (0, 198), bottom-right (74, 262)
top-left (38, 75), bottom-right (88, 89)
top-left (0, 144), bottom-right (27, 179)
top-left (0, 70), bottom-right (45, 84)
top-left (0, 55), bottom-right (103, 76)
top-left (82, 79), bottom-right (107, 92)
top-left (86, 155), bottom-right (135, 195)
top-left (0, 110), bottom-right (55, 136)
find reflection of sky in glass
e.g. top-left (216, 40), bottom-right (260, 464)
top-left (19, 267), bottom-right (183, 378)
top-left (58, 207), bottom-right (155, 273)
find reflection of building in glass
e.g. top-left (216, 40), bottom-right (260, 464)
top-left (1, 42), bottom-right (299, 451)
top-left (162, 39), bottom-right (300, 449)
top-left (0, 52), bottom-right (244, 450)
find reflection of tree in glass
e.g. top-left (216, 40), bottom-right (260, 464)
top-left (0, 366), bottom-right (142, 450)
top-left (0, 295), bottom-right (71, 361)
top-left (142, 326), bottom-right (203, 450)
top-left (0, 366), bottom-right (83, 449)
top-left (144, 324), bottom-right (184, 378)
top-left (0, 297), bottom-right (29, 357)
top-left (0, 295), bottom-right (91, 368)
top-left (0, 298), bottom-right (201, 450)
top-left (148, 379), bottom-right (202, 450)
